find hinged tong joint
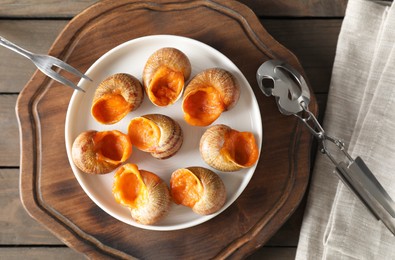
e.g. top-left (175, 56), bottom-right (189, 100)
top-left (257, 60), bottom-right (395, 235)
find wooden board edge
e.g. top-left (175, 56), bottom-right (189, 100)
top-left (15, 0), bottom-right (317, 258)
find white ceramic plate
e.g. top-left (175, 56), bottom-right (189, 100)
top-left (65, 35), bottom-right (262, 231)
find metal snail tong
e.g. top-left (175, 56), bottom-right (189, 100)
top-left (256, 59), bottom-right (395, 236)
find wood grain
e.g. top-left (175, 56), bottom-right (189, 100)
top-left (0, 0), bottom-right (347, 18)
top-left (0, 96), bottom-right (20, 166)
top-left (16, 0), bottom-right (317, 258)
top-left (249, 247), bottom-right (297, 259)
top-left (262, 19), bottom-right (342, 93)
top-left (0, 169), bottom-right (61, 245)
top-left (0, 20), bottom-right (67, 93)
top-left (244, 0), bottom-right (347, 17)
top-left (0, 247), bottom-right (297, 260)
top-left (0, 19), bottom-right (341, 93)
top-left (0, 0), bottom-right (97, 18)
top-left (1, 247), bottom-right (84, 259)
top-left (266, 195), bottom-right (306, 246)
top-left (262, 19), bottom-right (342, 67)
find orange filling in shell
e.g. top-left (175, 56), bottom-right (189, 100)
top-left (183, 86), bottom-right (224, 126)
top-left (93, 130), bottom-right (132, 164)
top-left (170, 169), bottom-right (203, 208)
top-left (221, 130), bottom-right (259, 167)
top-left (112, 164), bottom-right (149, 209)
top-left (92, 93), bottom-right (131, 124)
top-left (148, 66), bottom-right (184, 106)
top-left (128, 117), bottom-right (161, 152)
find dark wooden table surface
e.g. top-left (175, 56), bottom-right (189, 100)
top-left (0, 0), bottom-right (345, 258)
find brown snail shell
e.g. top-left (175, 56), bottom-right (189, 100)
top-left (142, 47), bottom-right (191, 107)
top-left (72, 130), bottom-right (132, 174)
top-left (128, 114), bottom-right (183, 159)
top-left (112, 163), bottom-right (171, 225)
top-left (182, 68), bottom-right (240, 126)
top-left (199, 124), bottom-right (259, 172)
top-left (170, 166), bottom-right (226, 215)
top-left (91, 73), bottom-right (144, 124)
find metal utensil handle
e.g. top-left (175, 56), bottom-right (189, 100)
top-left (296, 90), bottom-right (395, 235)
top-left (0, 36), bottom-right (33, 59)
top-left (336, 159), bottom-right (395, 235)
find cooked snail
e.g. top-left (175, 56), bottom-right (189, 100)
top-left (72, 130), bottom-right (132, 174)
top-left (91, 73), bottom-right (144, 124)
top-left (199, 124), bottom-right (259, 172)
top-left (182, 68), bottom-right (240, 126)
top-left (142, 47), bottom-right (191, 106)
top-left (112, 163), bottom-right (171, 225)
top-left (128, 114), bottom-right (183, 159)
top-left (170, 166), bottom-right (226, 215)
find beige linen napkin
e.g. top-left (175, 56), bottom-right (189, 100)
top-left (296, 0), bottom-right (395, 259)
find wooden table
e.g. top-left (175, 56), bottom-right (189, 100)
top-left (0, 0), bottom-right (345, 258)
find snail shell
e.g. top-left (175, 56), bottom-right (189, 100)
top-left (128, 114), bottom-right (183, 159)
top-left (91, 73), bottom-right (144, 124)
top-left (170, 166), bottom-right (226, 215)
top-left (142, 47), bottom-right (191, 107)
top-left (72, 130), bottom-right (132, 174)
top-left (112, 164), bottom-right (171, 225)
top-left (182, 68), bottom-right (240, 126)
top-left (199, 124), bottom-right (259, 172)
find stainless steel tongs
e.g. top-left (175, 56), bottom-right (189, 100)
top-left (0, 36), bottom-right (90, 92)
top-left (257, 59), bottom-right (395, 235)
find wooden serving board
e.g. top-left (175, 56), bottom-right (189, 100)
top-left (16, 0), bottom-right (318, 258)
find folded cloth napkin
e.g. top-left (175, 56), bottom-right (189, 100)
top-left (296, 0), bottom-right (395, 259)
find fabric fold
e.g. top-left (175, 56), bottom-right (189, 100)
top-left (296, 0), bottom-right (395, 259)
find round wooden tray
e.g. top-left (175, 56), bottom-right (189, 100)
top-left (16, 0), bottom-right (317, 258)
